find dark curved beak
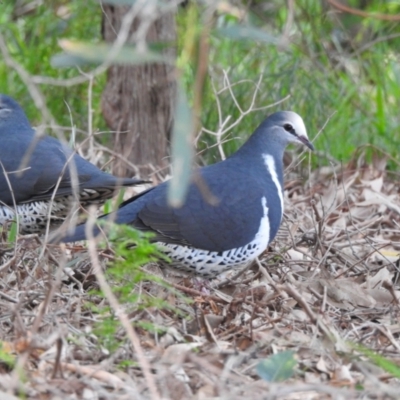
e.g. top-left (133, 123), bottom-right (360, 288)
top-left (298, 135), bottom-right (314, 151)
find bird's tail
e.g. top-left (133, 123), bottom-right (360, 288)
top-left (48, 221), bottom-right (101, 243)
top-left (120, 177), bottom-right (150, 187)
top-left (62, 224), bottom-right (93, 242)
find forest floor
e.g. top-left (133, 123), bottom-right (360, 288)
top-left (1, 150), bottom-right (400, 400)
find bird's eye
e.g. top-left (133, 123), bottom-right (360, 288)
top-left (283, 123), bottom-right (294, 132)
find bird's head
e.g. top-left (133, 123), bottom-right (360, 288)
top-left (0, 94), bottom-right (30, 128)
top-left (264, 111), bottom-right (314, 151)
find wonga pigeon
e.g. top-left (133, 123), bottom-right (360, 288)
top-left (61, 111), bottom-right (314, 277)
top-left (0, 94), bottom-right (146, 234)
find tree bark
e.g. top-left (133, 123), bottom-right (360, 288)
top-left (101, 5), bottom-right (176, 178)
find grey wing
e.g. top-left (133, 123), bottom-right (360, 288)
top-left (24, 144), bottom-right (92, 201)
top-left (0, 137), bottom-right (89, 204)
top-left (129, 170), bottom-right (265, 252)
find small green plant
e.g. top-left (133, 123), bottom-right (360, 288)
top-left (118, 359), bottom-right (137, 370)
top-left (0, 341), bottom-right (16, 369)
top-left (92, 312), bottom-right (120, 353)
top-left (102, 188), bottom-right (127, 214)
top-left (88, 223), bottom-right (189, 353)
top-left (7, 221), bottom-right (18, 243)
top-left (354, 344), bottom-right (400, 379)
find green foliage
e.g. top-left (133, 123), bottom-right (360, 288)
top-left (216, 25), bottom-right (278, 43)
top-left (118, 359), bottom-right (137, 369)
top-left (88, 223), bottom-right (188, 352)
top-left (7, 221), bottom-right (18, 243)
top-left (177, 1), bottom-right (400, 168)
top-left (103, 188), bottom-right (127, 214)
top-left (355, 344), bottom-right (400, 379)
top-left (256, 350), bottom-right (297, 382)
top-left (0, 0), bottom-right (106, 131)
top-left (2, 1), bottom-right (400, 169)
top-left (0, 341), bottom-right (16, 369)
top-left (99, 224), bottom-right (164, 303)
top-left (52, 41), bottom-right (169, 68)
top-left (92, 312), bottom-right (121, 353)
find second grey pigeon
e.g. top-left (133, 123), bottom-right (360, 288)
top-left (0, 94), bottom-right (146, 234)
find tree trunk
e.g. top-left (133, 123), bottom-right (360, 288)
top-left (101, 5), bottom-right (176, 178)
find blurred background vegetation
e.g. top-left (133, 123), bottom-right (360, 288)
top-left (1, 0), bottom-right (400, 170)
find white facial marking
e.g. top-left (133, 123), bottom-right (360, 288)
top-left (263, 154), bottom-right (284, 215)
top-left (290, 113), bottom-right (308, 140)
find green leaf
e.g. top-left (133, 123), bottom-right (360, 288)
top-left (51, 40), bottom-right (169, 68)
top-left (375, 84), bottom-right (385, 136)
top-left (50, 53), bottom-right (90, 68)
top-left (256, 351), bottom-right (297, 382)
top-left (0, 341), bottom-right (16, 368)
top-left (167, 84), bottom-right (194, 207)
top-left (7, 222), bottom-right (17, 243)
top-left (103, 198), bottom-right (112, 215)
top-left (103, 188), bottom-right (126, 214)
top-left (355, 344), bottom-right (400, 378)
top-left (215, 25), bottom-right (278, 43)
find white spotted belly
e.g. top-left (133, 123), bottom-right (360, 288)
top-left (157, 196), bottom-right (271, 278)
top-left (0, 197), bottom-right (71, 234)
top-left (0, 187), bottom-right (117, 234)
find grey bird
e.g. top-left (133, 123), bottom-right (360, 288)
top-left (61, 111), bottom-right (314, 278)
top-left (0, 94), bottom-right (146, 234)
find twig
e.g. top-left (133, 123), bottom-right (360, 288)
top-left (85, 212), bottom-right (161, 400)
top-left (280, 283), bottom-right (317, 323)
top-left (327, 0), bottom-right (400, 21)
top-left (10, 246), bottom-right (66, 390)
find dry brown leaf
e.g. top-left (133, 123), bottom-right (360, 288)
top-left (316, 357), bottom-right (329, 374)
top-left (161, 343), bottom-right (202, 365)
top-left (361, 176), bottom-right (383, 192)
top-left (310, 279), bottom-right (376, 309)
top-left (360, 188), bottom-right (400, 214)
top-left (0, 392), bottom-right (19, 400)
top-left (287, 249), bottom-right (305, 261)
top-left (364, 267), bottom-right (392, 289)
top-left (364, 289), bottom-right (394, 306)
top-left (332, 365), bottom-right (354, 384)
top-left (196, 384), bottom-right (216, 399)
top-left (60, 362), bottom-right (126, 388)
top-left (369, 249), bottom-right (399, 263)
top-left (287, 331), bottom-right (313, 345)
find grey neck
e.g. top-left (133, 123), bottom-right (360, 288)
top-left (230, 129), bottom-right (285, 186)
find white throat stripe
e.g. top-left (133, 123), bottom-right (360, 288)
top-left (263, 154), bottom-right (284, 214)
